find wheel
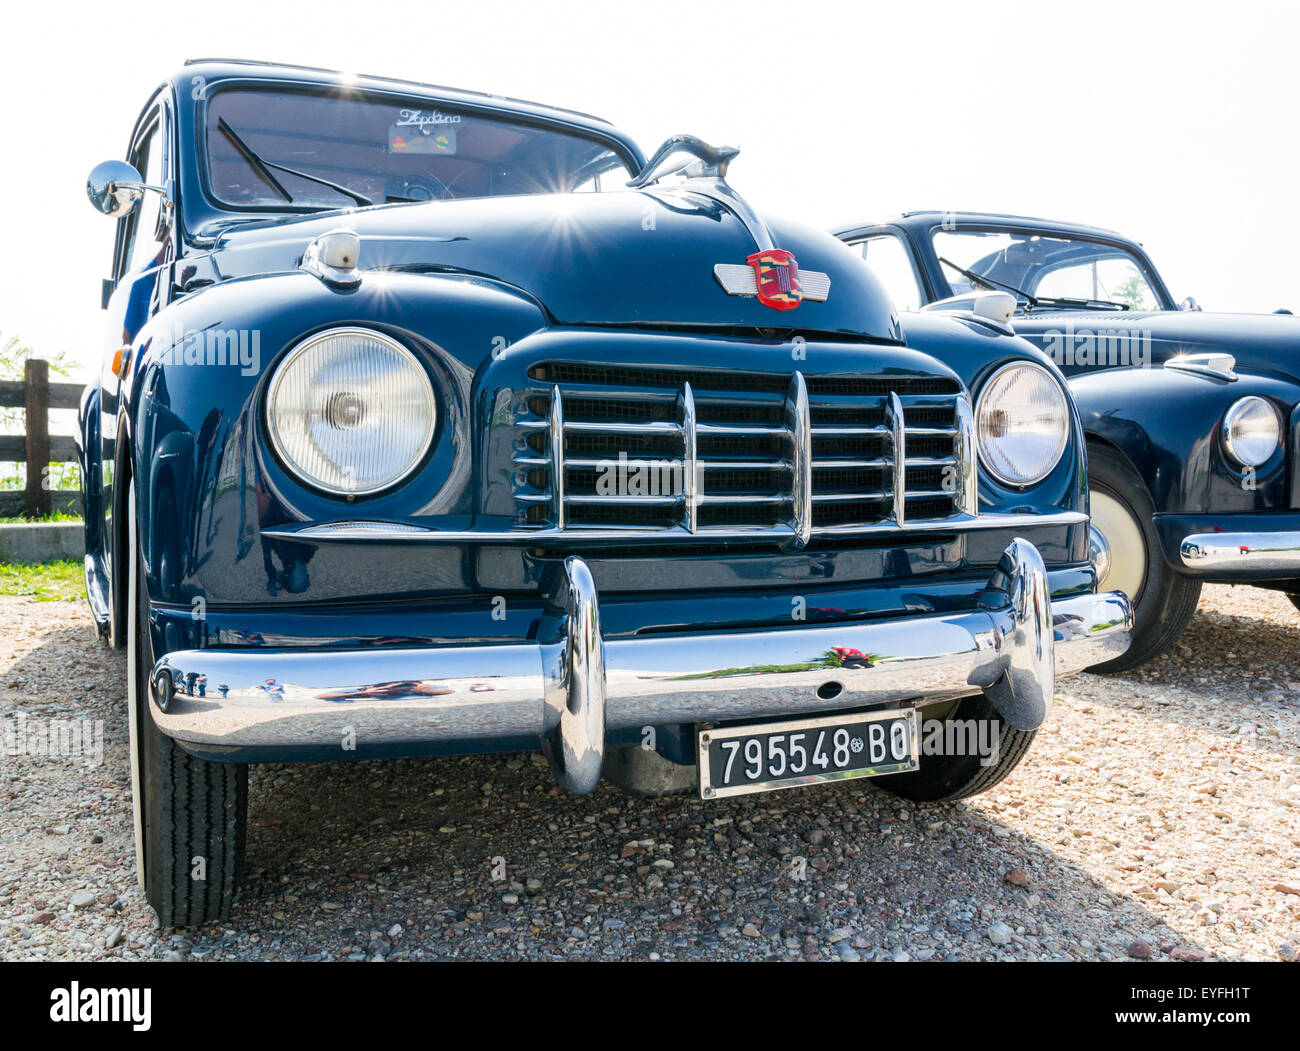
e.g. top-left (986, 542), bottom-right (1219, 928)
top-left (1085, 443), bottom-right (1201, 672)
top-left (1286, 593), bottom-right (1300, 615)
top-left (875, 693), bottom-right (1036, 803)
top-left (127, 479), bottom-right (247, 927)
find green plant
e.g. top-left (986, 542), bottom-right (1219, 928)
top-left (0, 559), bottom-right (84, 601)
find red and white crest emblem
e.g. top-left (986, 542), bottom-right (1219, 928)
top-left (747, 249), bottom-right (802, 311)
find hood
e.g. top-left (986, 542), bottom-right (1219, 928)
top-left (197, 190), bottom-right (901, 342)
top-left (1011, 309), bottom-right (1300, 379)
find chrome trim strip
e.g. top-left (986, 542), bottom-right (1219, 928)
top-left (259, 509), bottom-right (1090, 545)
top-left (1180, 531), bottom-right (1300, 571)
top-left (887, 391), bottom-right (906, 527)
top-left (548, 384), bottom-right (565, 530)
top-left (953, 393), bottom-right (979, 517)
top-left (787, 372), bottom-right (812, 547)
top-left (147, 543), bottom-right (1132, 761)
top-left (680, 381), bottom-right (699, 534)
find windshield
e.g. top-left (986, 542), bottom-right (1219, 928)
top-left (204, 87), bottom-right (633, 210)
top-left (932, 229), bottom-right (1168, 311)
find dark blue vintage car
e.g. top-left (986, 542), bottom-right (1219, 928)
top-left (837, 212), bottom-right (1300, 670)
top-left (80, 63), bottom-right (1129, 925)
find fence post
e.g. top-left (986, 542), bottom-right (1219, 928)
top-left (24, 358), bottom-right (50, 519)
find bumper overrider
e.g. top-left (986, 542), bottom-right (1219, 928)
top-left (150, 539), bottom-right (1131, 791)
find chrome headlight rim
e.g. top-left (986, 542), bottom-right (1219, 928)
top-left (265, 326), bottom-right (437, 498)
top-left (974, 360), bottom-right (1071, 488)
top-left (1221, 394), bottom-right (1281, 469)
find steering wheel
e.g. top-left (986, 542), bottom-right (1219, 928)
top-left (385, 173), bottom-right (449, 203)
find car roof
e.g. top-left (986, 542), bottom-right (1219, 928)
top-left (835, 210), bottom-right (1140, 245)
top-left (172, 58), bottom-right (643, 163)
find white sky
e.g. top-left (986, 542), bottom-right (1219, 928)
top-left (2, 0), bottom-right (1297, 380)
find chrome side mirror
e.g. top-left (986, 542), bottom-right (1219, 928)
top-left (1179, 295), bottom-right (1202, 312)
top-left (86, 160), bottom-right (155, 218)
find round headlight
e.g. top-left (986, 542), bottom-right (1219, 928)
top-left (1222, 395), bottom-right (1279, 468)
top-left (267, 328), bottom-right (436, 496)
top-left (975, 362), bottom-right (1070, 486)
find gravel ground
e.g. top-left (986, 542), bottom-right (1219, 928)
top-left (1, 585), bottom-right (1297, 962)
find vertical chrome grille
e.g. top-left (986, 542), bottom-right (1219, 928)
top-left (513, 365), bottom-right (976, 541)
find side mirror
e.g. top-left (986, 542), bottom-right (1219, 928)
top-left (1179, 296), bottom-right (1202, 312)
top-left (86, 160), bottom-right (147, 218)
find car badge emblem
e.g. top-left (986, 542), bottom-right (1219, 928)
top-left (747, 249), bottom-right (802, 311)
top-left (713, 256), bottom-right (830, 307)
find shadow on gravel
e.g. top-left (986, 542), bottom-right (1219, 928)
top-left (1074, 605), bottom-right (1300, 757)
top-left (0, 624), bottom-right (122, 721)
top-left (175, 752), bottom-right (1210, 962)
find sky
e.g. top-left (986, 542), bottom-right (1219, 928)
top-left (2, 0), bottom-right (1298, 380)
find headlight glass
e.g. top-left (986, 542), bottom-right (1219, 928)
top-left (267, 328), bottom-right (436, 495)
top-left (1222, 395), bottom-right (1279, 468)
top-left (975, 362), bottom-right (1070, 486)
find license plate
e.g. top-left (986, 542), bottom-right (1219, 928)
top-left (698, 709), bottom-right (919, 799)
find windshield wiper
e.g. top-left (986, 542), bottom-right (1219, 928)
top-left (1032, 295), bottom-right (1129, 311)
top-left (938, 256), bottom-right (1038, 307)
top-left (217, 117), bottom-right (373, 207)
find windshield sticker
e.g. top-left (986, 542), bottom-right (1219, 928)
top-left (388, 122), bottom-right (458, 155)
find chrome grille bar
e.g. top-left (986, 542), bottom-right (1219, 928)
top-left (549, 384), bottom-right (565, 529)
top-left (953, 393), bottom-right (979, 517)
top-left (886, 391), bottom-right (906, 527)
top-left (681, 381), bottom-right (698, 534)
top-left (787, 372), bottom-right (812, 547)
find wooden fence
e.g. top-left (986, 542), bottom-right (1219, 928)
top-left (0, 359), bottom-right (83, 518)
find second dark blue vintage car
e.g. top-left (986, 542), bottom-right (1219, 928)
top-left (79, 63), bottom-right (1129, 925)
top-left (837, 212), bottom-right (1300, 670)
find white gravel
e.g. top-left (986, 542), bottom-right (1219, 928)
top-left (1, 584), bottom-right (1297, 961)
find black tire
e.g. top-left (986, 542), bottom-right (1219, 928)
top-left (1086, 443), bottom-right (1201, 672)
top-left (1286, 593), bottom-right (1300, 615)
top-left (129, 481), bottom-right (247, 927)
top-left (875, 693), bottom-right (1036, 803)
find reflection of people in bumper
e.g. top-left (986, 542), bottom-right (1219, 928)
top-left (315, 680), bottom-right (454, 703)
top-left (254, 678), bottom-right (286, 701)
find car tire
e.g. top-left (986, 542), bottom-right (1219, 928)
top-left (1284, 593), bottom-right (1300, 615)
top-left (1086, 443), bottom-right (1201, 672)
top-left (874, 693), bottom-right (1035, 803)
top-left (127, 479), bottom-right (247, 927)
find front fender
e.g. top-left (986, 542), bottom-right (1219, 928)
top-left (1069, 366), bottom-right (1298, 514)
top-left (125, 270), bottom-right (547, 606)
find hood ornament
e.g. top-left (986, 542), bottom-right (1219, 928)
top-left (630, 134), bottom-right (830, 310)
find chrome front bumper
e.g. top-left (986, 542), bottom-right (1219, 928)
top-left (150, 539), bottom-right (1131, 792)
top-left (1181, 532), bottom-right (1300, 573)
